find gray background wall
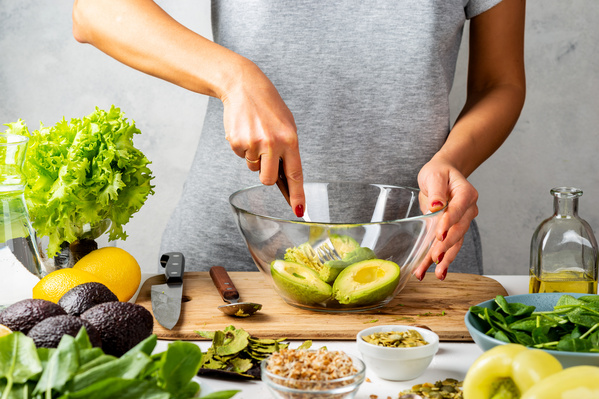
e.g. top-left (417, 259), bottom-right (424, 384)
top-left (1, 1), bottom-right (597, 276)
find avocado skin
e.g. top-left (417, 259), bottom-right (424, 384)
top-left (58, 282), bottom-right (118, 316)
top-left (0, 299), bottom-right (67, 334)
top-left (27, 315), bottom-right (102, 348)
top-left (81, 301), bottom-right (153, 357)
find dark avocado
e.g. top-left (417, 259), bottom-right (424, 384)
top-left (27, 315), bottom-right (102, 348)
top-left (81, 301), bottom-right (153, 357)
top-left (58, 282), bottom-right (118, 316)
top-left (0, 299), bottom-right (67, 334)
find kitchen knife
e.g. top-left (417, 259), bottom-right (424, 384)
top-left (151, 252), bottom-right (185, 330)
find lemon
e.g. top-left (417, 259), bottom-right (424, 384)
top-left (73, 247), bottom-right (141, 302)
top-left (32, 268), bottom-right (108, 304)
top-left (0, 324), bottom-right (12, 337)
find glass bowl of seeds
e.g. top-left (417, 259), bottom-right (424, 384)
top-left (356, 325), bottom-right (439, 381)
top-left (261, 347), bottom-right (366, 399)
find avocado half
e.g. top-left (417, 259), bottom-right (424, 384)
top-left (270, 260), bottom-right (332, 305)
top-left (332, 259), bottom-right (400, 306)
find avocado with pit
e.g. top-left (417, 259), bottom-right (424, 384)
top-left (81, 301), bottom-right (153, 357)
top-left (332, 259), bottom-right (400, 306)
top-left (0, 298), bottom-right (67, 334)
top-left (270, 260), bottom-right (332, 305)
top-left (321, 246), bottom-right (376, 283)
top-left (27, 315), bottom-right (102, 348)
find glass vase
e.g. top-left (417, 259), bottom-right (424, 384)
top-left (529, 187), bottom-right (598, 294)
top-left (0, 134), bottom-right (44, 306)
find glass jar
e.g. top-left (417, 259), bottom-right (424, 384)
top-left (529, 187), bottom-right (598, 294)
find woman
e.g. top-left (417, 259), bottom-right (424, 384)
top-left (72, 0), bottom-right (526, 279)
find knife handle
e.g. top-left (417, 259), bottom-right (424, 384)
top-left (275, 158), bottom-right (291, 206)
top-left (209, 266), bottom-right (240, 301)
top-left (160, 252), bottom-right (185, 284)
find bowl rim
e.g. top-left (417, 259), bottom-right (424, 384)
top-left (356, 325), bottom-right (440, 352)
top-left (229, 181), bottom-right (447, 224)
top-left (260, 352), bottom-right (366, 390)
top-left (465, 292), bottom-right (599, 358)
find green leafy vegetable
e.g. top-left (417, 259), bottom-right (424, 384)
top-left (3, 106), bottom-right (155, 257)
top-left (470, 294), bottom-right (599, 352)
top-left (0, 330), bottom-right (238, 399)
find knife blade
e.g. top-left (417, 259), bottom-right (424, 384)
top-left (151, 252), bottom-right (185, 330)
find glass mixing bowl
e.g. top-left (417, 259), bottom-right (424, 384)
top-left (229, 182), bottom-right (445, 311)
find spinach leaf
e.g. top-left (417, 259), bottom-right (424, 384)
top-left (33, 334), bottom-right (80, 397)
top-left (58, 378), bottom-right (170, 399)
top-left (159, 341), bottom-right (203, 397)
top-left (199, 391), bottom-right (242, 399)
top-left (0, 332), bottom-right (42, 397)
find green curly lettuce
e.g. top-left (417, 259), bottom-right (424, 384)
top-left (3, 106), bottom-right (155, 257)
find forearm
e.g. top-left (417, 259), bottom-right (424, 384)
top-left (433, 0), bottom-right (526, 178)
top-left (434, 82), bottom-right (525, 178)
top-left (72, 0), bottom-right (246, 99)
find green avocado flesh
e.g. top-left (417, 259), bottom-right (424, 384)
top-left (270, 260), bottom-right (333, 305)
top-left (332, 259), bottom-right (400, 305)
top-left (329, 234), bottom-right (360, 257)
top-left (322, 247), bottom-right (376, 283)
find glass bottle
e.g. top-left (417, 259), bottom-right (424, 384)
top-left (0, 134), bottom-right (44, 306)
top-left (530, 187), bottom-right (598, 294)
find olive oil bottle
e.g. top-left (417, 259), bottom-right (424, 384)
top-left (530, 187), bottom-right (598, 294)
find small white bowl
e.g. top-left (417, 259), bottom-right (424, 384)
top-left (356, 325), bottom-right (439, 381)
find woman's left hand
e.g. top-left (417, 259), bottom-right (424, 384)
top-left (414, 157), bottom-right (479, 280)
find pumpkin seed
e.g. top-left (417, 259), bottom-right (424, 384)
top-left (399, 379), bottom-right (463, 399)
top-left (361, 329), bottom-right (428, 348)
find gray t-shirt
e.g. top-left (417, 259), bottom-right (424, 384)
top-left (160, 0), bottom-right (502, 272)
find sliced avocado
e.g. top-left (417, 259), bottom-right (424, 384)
top-left (81, 302), bottom-right (153, 357)
top-left (332, 259), bottom-right (400, 306)
top-left (321, 247), bottom-right (377, 283)
top-left (270, 260), bottom-right (332, 305)
top-left (27, 315), bottom-right (102, 348)
top-left (0, 298), bottom-right (66, 334)
top-left (58, 282), bottom-right (118, 316)
top-left (329, 234), bottom-right (360, 257)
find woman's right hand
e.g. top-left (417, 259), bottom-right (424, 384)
top-left (73, 0), bottom-right (305, 216)
top-left (221, 61), bottom-right (305, 217)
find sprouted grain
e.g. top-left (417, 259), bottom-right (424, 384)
top-left (265, 348), bottom-right (360, 398)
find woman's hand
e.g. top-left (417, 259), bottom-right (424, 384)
top-left (221, 61), bottom-right (305, 217)
top-left (414, 157), bottom-right (479, 281)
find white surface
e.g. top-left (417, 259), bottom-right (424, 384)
top-left (152, 275), bottom-right (526, 399)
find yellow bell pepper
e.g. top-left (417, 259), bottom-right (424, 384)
top-left (463, 344), bottom-right (563, 399)
top-left (521, 366), bottom-right (599, 399)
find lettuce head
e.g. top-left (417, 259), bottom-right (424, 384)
top-left (4, 106), bottom-right (155, 257)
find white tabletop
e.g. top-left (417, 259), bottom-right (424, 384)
top-left (152, 275), bottom-right (528, 399)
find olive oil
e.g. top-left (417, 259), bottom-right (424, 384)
top-left (529, 270), bottom-right (597, 294)
top-left (529, 187), bottom-right (598, 295)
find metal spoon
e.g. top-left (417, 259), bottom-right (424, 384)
top-left (209, 266), bottom-right (262, 317)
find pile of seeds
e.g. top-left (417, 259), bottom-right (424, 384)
top-left (361, 329), bottom-right (428, 348)
top-left (266, 348), bottom-right (357, 382)
top-left (399, 379), bottom-right (463, 399)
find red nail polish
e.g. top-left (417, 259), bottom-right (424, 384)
top-left (442, 231), bottom-right (448, 241)
top-left (295, 204), bottom-right (304, 218)
top-left (437, 252), bottom-right (445, 264)
top-left (431, 201), bottom-right (444, 211)
top-left (441, 268), bottom-right (447, 281)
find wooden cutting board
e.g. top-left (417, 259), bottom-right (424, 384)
top-left (135, 272), bottom-right (506, 342)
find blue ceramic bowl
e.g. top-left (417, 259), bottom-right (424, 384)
top-left (465, 292), bottom-right (599, 368)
